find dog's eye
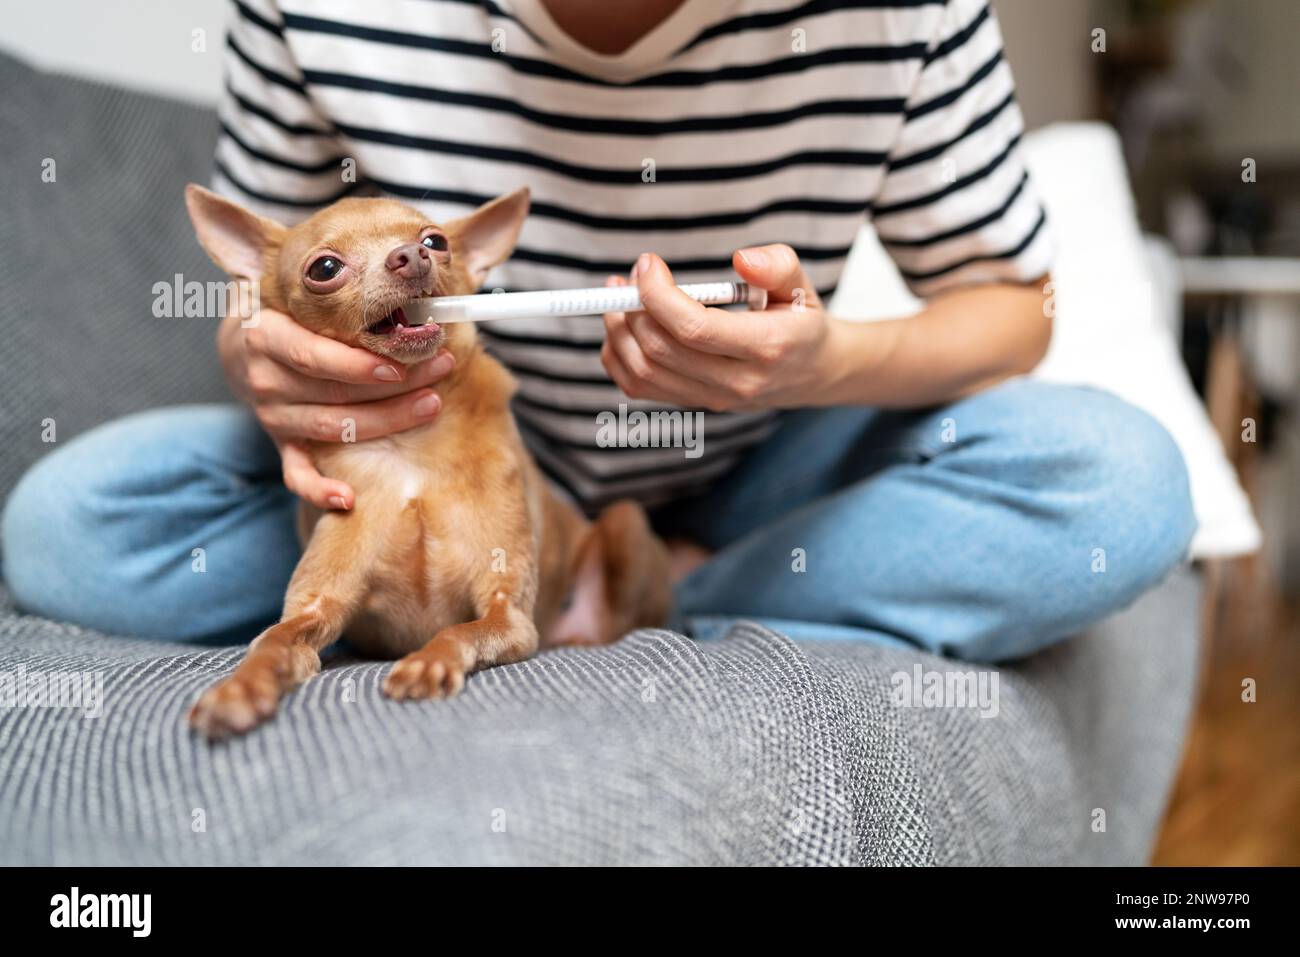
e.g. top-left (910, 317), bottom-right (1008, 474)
top-left (307, 256), bottom-right (342, 281)
top-left (421, 234), bottom-right (448, 252)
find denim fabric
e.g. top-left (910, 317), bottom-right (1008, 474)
top-left (1, 381), bottom-right (1195, 660)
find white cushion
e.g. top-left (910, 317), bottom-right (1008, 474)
top-left (829, 122), bottom-right (1260, 559)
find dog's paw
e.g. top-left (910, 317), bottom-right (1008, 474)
top-left (188, 669), bottom-right (280, 739)
top-left (383, 646), bottom-right (466, 701)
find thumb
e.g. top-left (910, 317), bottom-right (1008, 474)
top-left (732, 244), bottom-right (821, 309)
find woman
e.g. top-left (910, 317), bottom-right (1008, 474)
top-left (1, 0), bottom-right (1195, 659)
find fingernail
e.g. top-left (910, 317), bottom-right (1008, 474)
top-left (739, 248), bottom-right (768, 270)
top-left (374, 364), bottom-right (401, 381)
top-left (632, 253), bottom-right (651, 279)
top-left (327, 495), bottom-right (348, 510)
top-left (431, 352), bottom-right (455, 376)
top-left (414, 392), bottom-right (441, 417)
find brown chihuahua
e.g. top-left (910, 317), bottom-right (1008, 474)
top-left (184, 185), bottom-right (672, 738)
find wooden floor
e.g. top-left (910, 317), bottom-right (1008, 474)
top-left (1152, 593), bottom-right (1300, 866)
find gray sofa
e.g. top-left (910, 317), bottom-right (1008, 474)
top-left (0, 52), bottom-right (1200, 866)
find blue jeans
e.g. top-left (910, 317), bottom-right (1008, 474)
top-left (1, 380), bottom-right (1196, 661)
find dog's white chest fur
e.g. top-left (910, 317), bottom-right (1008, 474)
top-left (341, 439), bottom-right (427, 502)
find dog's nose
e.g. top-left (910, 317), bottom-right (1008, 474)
top-left (386, 243), bottom-right (431, 280)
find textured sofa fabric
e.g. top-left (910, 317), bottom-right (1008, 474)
top-left (0, 576), bottom-right (1200, 866)
top-left (0, 53), bottom-right (1201, 865)
top-left (0, 55), bottom-right (230, 503)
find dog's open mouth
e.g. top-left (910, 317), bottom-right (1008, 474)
top-left (366, 306), bottom-right (440, 339)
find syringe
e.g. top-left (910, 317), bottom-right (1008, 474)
top-left (407, 281), bottom-right (767, 324)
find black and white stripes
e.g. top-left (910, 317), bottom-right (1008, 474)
top-left (213, 0), bottom-right (1052, 510)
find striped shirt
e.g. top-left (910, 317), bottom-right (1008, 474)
top-left (214, 0), bottom-right (1053, 512)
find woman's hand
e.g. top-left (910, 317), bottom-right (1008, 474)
top-left (218, 306), bottom-right (454, 509)
top-left (600, 245), bottom-right (845, 412)
top-left (602, 246), bottom-right (1053, 413)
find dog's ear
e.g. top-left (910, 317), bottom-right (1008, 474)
top-left (446, 187), bottom-right (530, 289)
top-left (184, 184), bottom-right (286, 280)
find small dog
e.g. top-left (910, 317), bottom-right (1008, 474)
top-left (184, 185), bottom-right (672, 738)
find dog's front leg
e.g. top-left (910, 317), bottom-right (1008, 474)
top-left (187, 599), bottom-right (344, 739)
top-left (383, 590), bottom-right (539, 700)
top-left (189, 514), bottom-right (371, 738)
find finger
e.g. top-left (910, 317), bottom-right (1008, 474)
top-left (604, 310), bottom-right (732, 407)
top-left (732, 243), bottom-right (822, 309)
top-left (600, 340), bottom-right (677, 405)
top-left (607, 270), bottom-right (750, 401)
top-left (279, 442), bottom-right (354, 510)
top-left (633, 253), bottom-right (759, 359)
top-left (600, 274), bottom-right (643, 383)
top-left (261, 388), bottom-right (443, 444)
top-left (623, 309), bottom-right (741, 386)
top-left (254, 350), bottom-right (455, 405)
top-left (601, 339), bottom-right (740, 412)
top-left (254, 308), bottom-right (407, 384)
top-left (601, 273), bottom-right (630, 326)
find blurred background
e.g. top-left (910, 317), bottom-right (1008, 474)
top-left (1001, 0), bottom-right (1300, 867)
top-left (3, 0), bottom-right (1296, 863)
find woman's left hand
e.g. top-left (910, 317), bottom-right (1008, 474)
top-left (600, 245), bottom-right (842, 412)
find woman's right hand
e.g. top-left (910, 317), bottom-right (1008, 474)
top-left (217, 307), bottom-right (454, 510)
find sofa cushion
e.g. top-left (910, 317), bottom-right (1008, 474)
top-left (0, 52), bottom-right (228, 519)
top-left (0, 566), bottom-right (1200, 866)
